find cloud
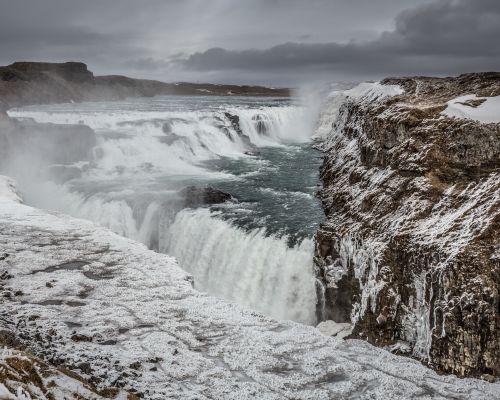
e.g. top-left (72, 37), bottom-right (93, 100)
top-left (0, 0), bottom-right (497, 84)
top-left (178, 0), bottom-right (500, 79)
top-left (123, 58), bottom-right (171, 72)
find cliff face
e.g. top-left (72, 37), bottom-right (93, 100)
top-left (314, 73), bottom-right (500, 379)
top-left (0, 61), bottom-right (289, 110)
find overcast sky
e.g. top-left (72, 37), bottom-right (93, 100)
top-left (0, 0), bottom-right (498, 85)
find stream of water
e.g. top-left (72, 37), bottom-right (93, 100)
top-left (9, 95), bottom-right (324, 324)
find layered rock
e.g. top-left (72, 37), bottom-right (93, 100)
top-left (314, 74), bottom-right (500, 379)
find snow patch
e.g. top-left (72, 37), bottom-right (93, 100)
top-left (442, 94), bottom-right (500, 123)
top-left (316, 320), bottom-right (351, 338)
top-left (313, 82), bottom-right (404, 139)
top-left (344, 82), bottom-right (404, 102)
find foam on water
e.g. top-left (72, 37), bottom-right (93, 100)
top-left (163, 208), bottom-right (317, 324)
top-left (10, 98), bottom-right (309, 178)
top-left (9, 96), bottom-right (321, 324)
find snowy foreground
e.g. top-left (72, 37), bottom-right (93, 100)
top-left (0, 177), bottom-right (499, 399)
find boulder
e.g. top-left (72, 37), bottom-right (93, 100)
top-left (180, 186), bottom-right (233, 208)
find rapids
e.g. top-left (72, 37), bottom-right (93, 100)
top-left (8, 95), bottom-right (324, 324)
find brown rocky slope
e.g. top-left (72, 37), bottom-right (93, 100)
top-left (314, 73), bottom-right (499, 380)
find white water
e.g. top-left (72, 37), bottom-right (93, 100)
top-left (9, 96), bottom-right (320, 324)
top-left (10, 100), bottom-right (311, 178)
top-left (163, 208), bottom-right (317, 324)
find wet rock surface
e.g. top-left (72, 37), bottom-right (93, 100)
top-left (314, 73), bottom-right (500, 379)
top-left (180, 185), bottom-right (234, 208)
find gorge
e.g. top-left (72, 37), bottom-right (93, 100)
top-left (0, 62), bottom-right (499, 399)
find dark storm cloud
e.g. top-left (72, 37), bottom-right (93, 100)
top-left (0, 0), bottom-right (498, 84)
top-left (180, 0), bottom-right (500, 79)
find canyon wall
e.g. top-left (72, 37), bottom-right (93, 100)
top-left (314, 73), bottom-right (500, 379)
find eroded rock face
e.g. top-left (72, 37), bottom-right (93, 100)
top-left (314, 73), bottom-right (500, 379)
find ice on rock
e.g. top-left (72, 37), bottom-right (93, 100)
top-left (0, 177), bottom-right (499, 399)
top-left (316, 320), bottom-right (351, 338)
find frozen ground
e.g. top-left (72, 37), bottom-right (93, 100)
top-left (1, 176), bottom-right (499, 399)
top-left (442, 94), bottom-right (500, 123)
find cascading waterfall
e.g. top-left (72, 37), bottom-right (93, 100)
top-left (162, 208), bottom-right (317, 324)
top-left (8, 95), bottom-right (322, 325)
top-left (9, 100), bottom-right (310, 177)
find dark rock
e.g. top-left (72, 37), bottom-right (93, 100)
top-left (252, 114), bottom-right (268, 135)
top-left (71, 334), bottom-right (93, 342)
top-left (129, 361), bottom-right (141, 370)
top-left (162, 121), bottom-right (172, 134)
top-left (8, 62), bottom-right (94, 83)
top-left (315, 72), bottom-right (500, 379)
top-left (77, 361), bottom-right (92, 374)
top-left (224, 112), bottom-right (243, 135)
top-left (0, 329), bottom-right (20, 347)
top-left (100, 339), bottom-right (118, 345)
top-left (0, 271), bottom-right (12, 280)
top-left (180, 186), bottom-right (233, 208)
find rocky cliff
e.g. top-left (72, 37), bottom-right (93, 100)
top-left (314, 73), bottom-right (500, 380)
top-left (0, 61), bottom-right (289, 110)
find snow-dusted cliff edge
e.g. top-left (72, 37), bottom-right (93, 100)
top-left (314, 73), bottom-right (500, 379)
top-left (1, 177), bottom-right (499, 399)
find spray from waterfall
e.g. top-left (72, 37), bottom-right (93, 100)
top-left (6, 95), bottom-right (322, 324)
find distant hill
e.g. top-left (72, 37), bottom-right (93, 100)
top-left (0, 61), bottom-right (290, 110)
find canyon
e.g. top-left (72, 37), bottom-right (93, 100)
top-left (0, 62), bottom-right (499, 398)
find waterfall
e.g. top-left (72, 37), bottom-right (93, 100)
top-left (9, 96), bottom-right (321, 325)
top-left (162, 208), bottom-right (317, 324)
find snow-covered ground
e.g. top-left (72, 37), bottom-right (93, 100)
top-left (0, 346), bottom-right (121, 399)
top-left (442, 94), bottom-right (500, 123)
top-left (1, 176), bottom-right (499, 399)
